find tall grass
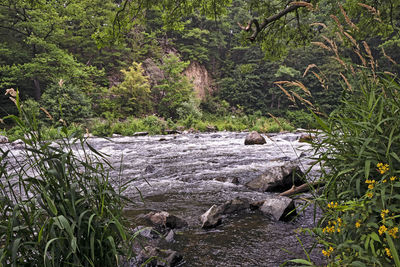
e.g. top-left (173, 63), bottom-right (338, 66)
top-left (0, 91), bottom-right (136, 266)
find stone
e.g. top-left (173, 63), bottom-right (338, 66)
top-left (165, 230), bottom-right (175, 243)
top-left (0, 135), bottom-right (9, 144)
top-left (133, 131), bottom-right (149, 136)
top-left (244, 131), bottom-right (266, 145)
top-left (145, 211), bottom-right (188, 229)
top-left (299, 133), bottom-right (314, 143)
top-left (11, 139), bottom-right (24, 149)
top-left (145, 165), bottom-right (156, 173)
top-left (259, 196), bottom-right (296, 221)
top-left (200, 205), bottom-right (222, 228)
top-left (246, 163), bottom-right (304, 192)
top-left (200, 198), bottom-right (250, 228)
top-left (137, 246), bottom-right (183, 267)
top-left (217, 197), bottom-right (250, 214)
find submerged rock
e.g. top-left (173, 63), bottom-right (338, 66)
top-left (244, 131), bottom-right (266, 145)
top-left (246, 163), bottom-right (304, 192)
top-left (137, 246), bottom-right (183, 267)
top-left (299, 133), bottom-right (314, 143)
top-left (259, 196), bottom-right (296, 221)
top-left (145, 211), bottom-right (188, 229)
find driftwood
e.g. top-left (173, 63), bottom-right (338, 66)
top-left (279, 182), bottom-right (325, 197)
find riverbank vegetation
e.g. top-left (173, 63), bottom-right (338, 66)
top-left (1, 0), bottom-right (400, 266)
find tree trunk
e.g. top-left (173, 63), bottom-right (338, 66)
top-left (33, 78), bottom-right (41, 100)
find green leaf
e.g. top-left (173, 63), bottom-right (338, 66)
top-left (385, 233), bottom-right (400, 267)
top-left (287, 259), bottom-right (314, 265)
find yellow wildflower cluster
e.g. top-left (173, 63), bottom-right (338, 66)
top-left (379, 225), bottom-right (388, 235)
top-left (377, 163), bottom-right (389, 174)
top-left (327, 202), bottom-right (338, 208)
top-left (381, 209), bottom-right (389, 221)
top-left (365, 179), bottom-right (376, 189)
top-left (322, 246), bottom-right (334, 257)
top-left (388, 227), bottom-right (399, 238)
top-left (390, 176), bottom-right (397, 181)
top-left (323, 219), bottom-right (342, 234)
top-left (385, 248), bottom-right (393, 259)
top-left (355, 220), bottom-right (361, 228)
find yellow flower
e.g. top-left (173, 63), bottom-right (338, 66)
top-left (377, 163), bottom-right (389, 174)
top-left (327, 202), bottom-right (338, 208)
top-left (366, 192), bottom-right (373, 198)
top-left (322, 246), bottom-right (334, 257)
top-left (388, 227), bottom-right (399, 238)
top-left (355, 221), bottom-right (361, 228)
top-left (379, 225), bottom-right (388, 235)
top-left (385, 247), bottom-right (393, 258)
top-left (368, 184), bottom-right (374, 189)
top-left (383, 179), bottom-right (387, 183)
top-left (390, 176), bottom-right (397, 181)
top-left (381, 209), bottom-right (389, 219)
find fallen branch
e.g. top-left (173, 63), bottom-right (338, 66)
top-left (279, 181), bottom-right (324, 197)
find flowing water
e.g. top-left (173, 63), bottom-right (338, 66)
top-left (87, 131), bottom-right (324, 266)
top-left (2, 131), bottom-right (325, 266)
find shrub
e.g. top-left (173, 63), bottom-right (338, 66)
top-left (40, 80), bottom-right (92, 124)
top-left (0, 92), bottom-right (135, 266)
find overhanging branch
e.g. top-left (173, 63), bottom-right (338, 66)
top-left (238, 0), bottom-right (312, 42)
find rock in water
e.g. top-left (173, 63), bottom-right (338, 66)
top-left (259, 196), bottom-right (296, 221)
top-left (145, 211), bottom-right (188, 229)
top-left (200, 205), bottom-right (222, 228)
top-left (246, 163), bottom-right (304, 192)
top-left (244, 131), bottom-right (266, 145)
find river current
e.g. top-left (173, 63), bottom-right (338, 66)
top-left (2, 131), bottom-right (325, 266)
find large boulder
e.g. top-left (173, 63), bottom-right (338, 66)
top-left (0, 135), bottom-right (8, 144)
top-left (145, 211), bottom-right (188, 229)
top-left (244, 131), bottom-right (266, 145)
top-left (259, 196), bottom-right (296, 221)
top-left (246, 163), bottom-right (304, 192)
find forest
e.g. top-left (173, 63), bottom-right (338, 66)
top-left (1, 0), bottom-right (400, 266)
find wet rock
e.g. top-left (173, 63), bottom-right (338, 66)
top-left (134, 226), bottom-right (159, 240)
top-left (200, 205), bottom-right (222, 228)
top-left (165, 230), bottom-right (175, 243)
top-left (299, 133), bottom-right (314, 142)
top-left (159, 137), bottom-right (167, 141)
top-left (218, 197), bottom-right (250, 214)
top-left (133, 131), bottom-right (149, 136)
top-left (0, 135), bottom-right (9, 144)
top-left (137, 246), bottom-right (183, 267)
top-left (244, 131), bottom-right (266, 145)
top-left (246, 163), bottom-right (304, 192)
top-left (206, 125), bottom-right (217, 132)
top-left (259, 196), bottom-right (296, 221)
top-left (11, 139), bottom-right (24, 149)
top-left (211, 134), bottom-right (222, 138)
top-left (145, 211), bottom-right (188, 229)
top-left (164, 129), bottom-right (181, 135)
top-left (200, 198), bottom-right (250, 228)
top-left (145, 165), bottom-right (156, 173)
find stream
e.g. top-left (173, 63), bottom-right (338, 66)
top-left (88, 131), bottom-right (324, 266)
top-left (1, 131), bottom-right (325, 266)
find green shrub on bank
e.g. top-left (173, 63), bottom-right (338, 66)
top-left (0, 91), bottom-right (135, 266)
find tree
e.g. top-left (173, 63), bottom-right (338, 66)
top-left (110, 62), bottom-right (152, 117)
top-left (152, 54), bottom-right (194, 119)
